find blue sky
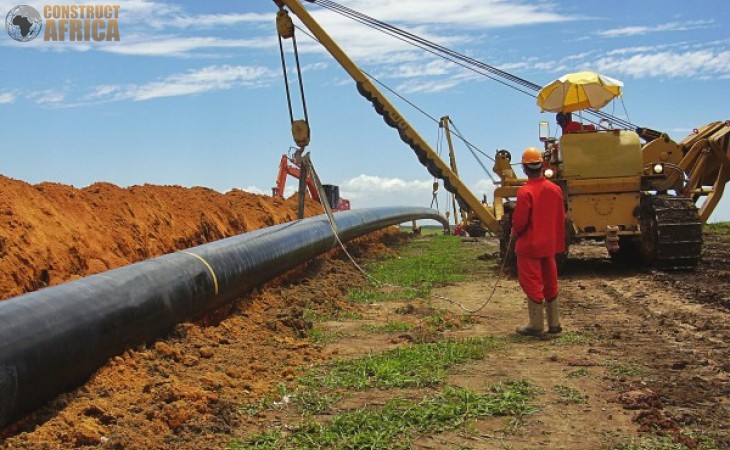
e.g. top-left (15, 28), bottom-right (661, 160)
top-left (2, 0), bottom-right (729, 222)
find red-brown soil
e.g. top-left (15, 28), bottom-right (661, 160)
top-left (0, 175), bottom-right (322, 300)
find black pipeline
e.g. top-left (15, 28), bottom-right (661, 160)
top-left (0, 207), bottom-right (448, 428)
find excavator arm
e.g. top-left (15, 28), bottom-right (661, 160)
top-left (273, 153), bottom-right (319, 201)
top-left (273, 0), bottom-right (501, 234)
top-left (677, 121), bottom-right (730, 223)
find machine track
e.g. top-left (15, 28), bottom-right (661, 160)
top-left (640, 195), bottom-right (703, 270)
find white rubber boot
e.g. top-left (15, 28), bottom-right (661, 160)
top-left (516, 299), bottom-right (544, 336)
top-left (546, 297), bottom-right (562, 334)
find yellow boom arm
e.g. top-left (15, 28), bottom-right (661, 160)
top-left (677, 121), bottom-right (730, 223)
top-left (273, 0), bottom-right (501, 233)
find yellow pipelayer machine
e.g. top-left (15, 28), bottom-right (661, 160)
top-left (273, 0), bottom-right (730, 269)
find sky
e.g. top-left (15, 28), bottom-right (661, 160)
top-left (2, 0), bottom-right (729, 222)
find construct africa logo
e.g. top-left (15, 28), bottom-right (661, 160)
top-left (5, 5), bottom-right (42, 41)
top-left (5, 4), bottom-right (120, 42)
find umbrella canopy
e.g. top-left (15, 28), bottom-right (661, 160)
top-left (537, 71), bottom-right (623, 113)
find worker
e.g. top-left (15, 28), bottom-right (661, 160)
top-left (556, 112), bottom-right (596, 133)
top-left (511, 147), bottom-right (566, 336)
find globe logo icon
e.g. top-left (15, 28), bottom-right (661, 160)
top-left (6, 5), bottom-right (42, 42)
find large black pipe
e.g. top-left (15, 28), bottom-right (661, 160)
top-left (0, 207), bottom-right (447, 428)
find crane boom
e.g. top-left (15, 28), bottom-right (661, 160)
top-left (273, 0), bottom-right (501, 234)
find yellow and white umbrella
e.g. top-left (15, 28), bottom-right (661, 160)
top-left (537, 71), bottom-right (623, 113)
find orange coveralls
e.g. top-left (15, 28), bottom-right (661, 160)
top-left (511, 177), bottom-right (566, 302)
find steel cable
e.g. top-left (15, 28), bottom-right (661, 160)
top-left (307, 0), bottom-right (640, 130)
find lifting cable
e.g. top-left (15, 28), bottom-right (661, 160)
top-left (436, 236), bottom-right (513, 315)
top-left (278, 4), bottom-right (537, 316)
top-left (277, 15), bottom-right (310, 131)
top-left (308, 150), bottom-right (511, 316)
top-left (310, 0), bottom-right (539, 97)
top-left (431, 127), bottom-right (444, 211)
top-left (294, 23), bottom-right (498, 167)
top-left (305, 0), bottom-right (639, 130)
top-left (448, 118), bottom-right (498, 184)
top-left (282, 9), bottom-right (516, 314)
top-left (363, 66), bottom-right (497, 164)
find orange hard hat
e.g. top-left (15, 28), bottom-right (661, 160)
top-left (521, 147), bottom-right (542, 164)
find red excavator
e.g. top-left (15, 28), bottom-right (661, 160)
top-left (272, 150), bottom-right (351, 211)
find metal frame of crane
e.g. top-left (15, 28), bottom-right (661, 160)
top-left (272, 0), bottom-right (730, 269)
top-left (273, 0), bottom-right (501, 235)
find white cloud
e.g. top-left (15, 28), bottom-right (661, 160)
top-left (603, 44), bottom-right (674, 57)
top-left (0, 0), bottom-right (181, 22)
top-left (2, 0), bottom-right (570, 65)
top-left (293, 0), bottom-right (572, 62)
top-left (375, 59), bottom-right (456, 79)
top-left (101, 36), bottom-right (275, 57)
top-left (0, 1), bottom-right (270, 57)
top-left (330, 0), bottom-right (569, 28)
top-left (241, 185), bottom-right (268, 196)
top-left (27, 89), bottom-right (66, 105)
top-left (0, 92), bottom-right (16, 104)
top-left (194, 173), bottom-right (496, 215)
top-left (523, 40), bottom-right (730, 81)
top-left (344, 174), bottom-right (433, 194)
top-left (339, 174), bottom-right (434, 208)
top-left (162, 13), bottom-right (270, 29)
top-left (597, 20), bottom-right (714, 38)
top-left (338, 174), bottom-right (495, 210)
top-left (472, 179), bottom-right (497, 199)
top-left (276, 0), bottom-right (577, 95)
top-left (595, 49), bottom-right (730, 79)
top-left (396, 78), bottom-right (462, 94)
top-left (84, 65), bottom-right (277, 102)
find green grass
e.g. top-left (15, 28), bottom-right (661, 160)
top-left (553, 385), bottom-right (588, 404)
top-left (230, 381), bottom-right (537, 450)
top-left (426, 309), bottom-right (460, 330)
top-left (704, 221), bottom-right (730, 236)
top-left (303, 337), bottom-right (505, 390)
top-left (239, 384), bottom-right (291, 417)
top-left (345, 234), bottom-right (492, 305)
top-left (549, 331), bottom-right (597, 346)
top-left (347, 286), bottom-right (427, 304)
top-left (291, 388), bottom-right (343, 415)
top-left (365, 235), bottom-right (472, 287)
top-left (566, 367), bottom-right (591, 378)
top-left (362, 321), bottom-right (413, 333)
top-left (303, 308), bottom-right (363, 323)
top-left (604, 359), bottom-right (645, 378)
top-left (399, 225), bottom-right (448, 236)
top-left (308, 328), bottom-right (345, 345)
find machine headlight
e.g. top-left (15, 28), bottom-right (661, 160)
top-left (544, 168), bottom-right (555, 178)
top-left (653, 164), bottom-right (664, 174)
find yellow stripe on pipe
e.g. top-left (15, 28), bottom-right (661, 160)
top-left (182, 251), bottom-right (219, 295)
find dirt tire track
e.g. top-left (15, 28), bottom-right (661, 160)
top-left (561, 243), bottom-right (729, 448)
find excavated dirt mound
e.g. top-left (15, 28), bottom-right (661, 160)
top-left (0, 175), bottom-right (322, 300)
